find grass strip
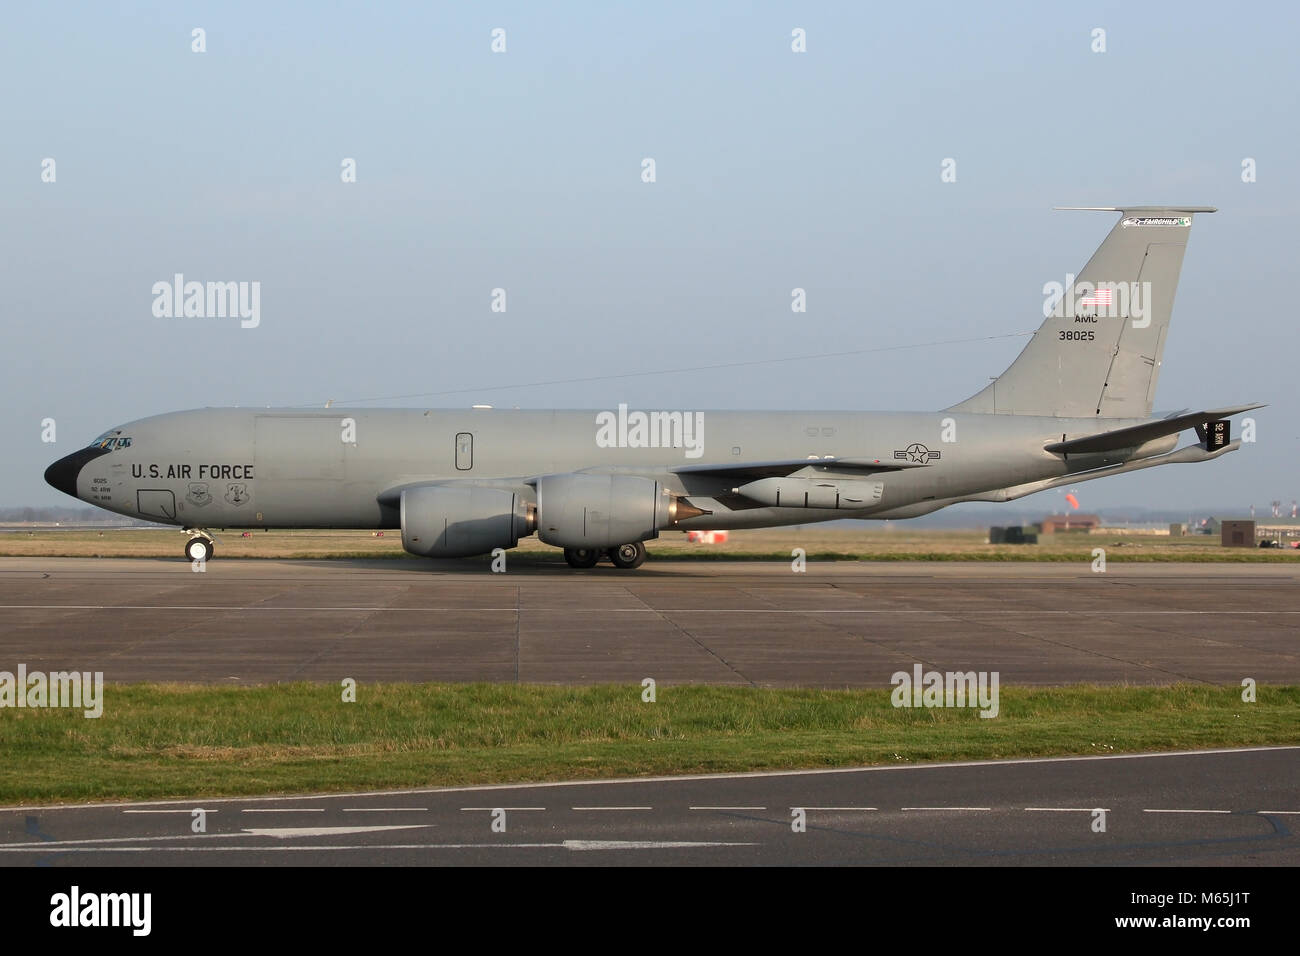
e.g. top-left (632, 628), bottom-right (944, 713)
top-left (1, 682), bottom-right (1294, 804)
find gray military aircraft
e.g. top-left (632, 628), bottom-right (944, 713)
top-left (46, 206), bottom-right (1259, 569)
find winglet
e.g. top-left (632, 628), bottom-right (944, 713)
top-left (1045, 403), bottom-right (1264, 455)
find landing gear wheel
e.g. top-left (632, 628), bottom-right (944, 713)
top-left (609, 541), bottom-right (647, 569)
top-left (185, 537), bottom-right (213, 563)
top-left (564, 547), bottom-right (600, 569)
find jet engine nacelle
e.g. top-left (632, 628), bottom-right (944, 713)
top-left (401, 485), bottom-right (534, 558)
top-left (536, 474), bottom-right (683, 549)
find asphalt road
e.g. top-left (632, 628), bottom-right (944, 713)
top-left (0, 558), bottom-right (1296, 685)
top-left (1, 747), bottom-right (1296, 866)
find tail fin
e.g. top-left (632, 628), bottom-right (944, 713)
top-left (948, 206), bottom-right (1215, 418)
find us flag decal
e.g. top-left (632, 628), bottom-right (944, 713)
top-left (1078, 287), bottom-right (1113, 309)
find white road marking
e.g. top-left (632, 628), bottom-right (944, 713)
top-left (1025, 807), bottom-right (1111, 812)
top-left (242, 825), bottom-right (430, 839)
top-left (794, 807), bottom-right (877, 811)
top-left (1143, 809), bottom-right (1232, 814)
top-left (6, 746), bottom-right (1293, 814)
top-left (689, 806), bottom-right (766, 811)
top-left (563, 840), bottom-right (758, 850)
top-left (123, 809), bottom-right (217, 814)
top-left (3, 605), bottom-right (1296, 615)
top-left (0, 605), bottom-right (530, 612)
top-left (241, 808), bottom-right (326, 813)
top-left (341, 807), bottom-right (428, 812)
top-left (571, 806), bottom-right (652, 811)
top-left (0, 832), bottom-right (264, 849)
top-left (459, 807), bottom-right (545, 811)
top-left (902, 807), bottom-right (991, 811)
top-left (1258, 810), bottom-right (1300, 814)
top-left (0, 840), bottom-right (759, 854)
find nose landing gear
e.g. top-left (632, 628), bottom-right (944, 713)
top-left (184, 532), bottom-right (214, 563)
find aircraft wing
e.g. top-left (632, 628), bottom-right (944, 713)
top-left (1044, 403), bottom-right (1264, 455)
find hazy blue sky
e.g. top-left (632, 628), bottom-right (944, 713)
top-left (3, 1), bottom-right (1296, 512)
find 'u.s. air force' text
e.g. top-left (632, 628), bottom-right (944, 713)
top-left (131, 463), bottom-right (254, 480)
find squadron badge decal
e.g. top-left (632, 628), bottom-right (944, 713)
top-left (186, 482), bottom-right (212, 507)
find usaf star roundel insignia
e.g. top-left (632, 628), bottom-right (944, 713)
top-left (893, 442), bottom-right (941, 463)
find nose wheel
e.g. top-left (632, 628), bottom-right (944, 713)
top-left (185, 535), bottom-right (214, 563)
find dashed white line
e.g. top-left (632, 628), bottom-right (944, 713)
top-left (1142, 809), bottom-right (1232, 814)
top-left (6, 745), bottom-right (1293, 814)
top-left (459, 807), bottom-right (546, 811)
top-left (792, 807), bottom-right (878, 811)
top-left (689, 806), bottom-right (766, 811)
top-left (240, 808), bottom-right (326, 813)
top-left (902, 807), bottom-right (992, 811)
top-left (571, 807), bottom-right (652, 811)
top-left (341, 807), bottom-right (428, 813)
top-left (1025, 807), bottom-right (1111, 812)
top-left (122, 809), bottom-right (217, 814)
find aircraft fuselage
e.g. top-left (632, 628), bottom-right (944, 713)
top-left (47, 406), bottom-right (1165, 533)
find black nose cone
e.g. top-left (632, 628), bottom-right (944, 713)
top-left (44, 446), bottom-right (111, 499)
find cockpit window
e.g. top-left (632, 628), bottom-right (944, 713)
top-left (89, 433), bottom-right (131, 450)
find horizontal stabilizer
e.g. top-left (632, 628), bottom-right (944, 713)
top-left (1044, 403), bottom-right (1264, 455)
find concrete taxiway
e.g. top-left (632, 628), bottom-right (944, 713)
top-left (1, 747), bottom-right (1296, 866)
top-left (0, 557), bottom-right (1297, 685)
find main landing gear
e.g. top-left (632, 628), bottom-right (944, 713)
top-left (563, 541), bottom-right (647, 570)
top-left (184, 531), bottom-right (214, 563)
top-left (563, 548), bottom-right (601, 569)
top-left (609, 541), bottom-right (647, 569)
